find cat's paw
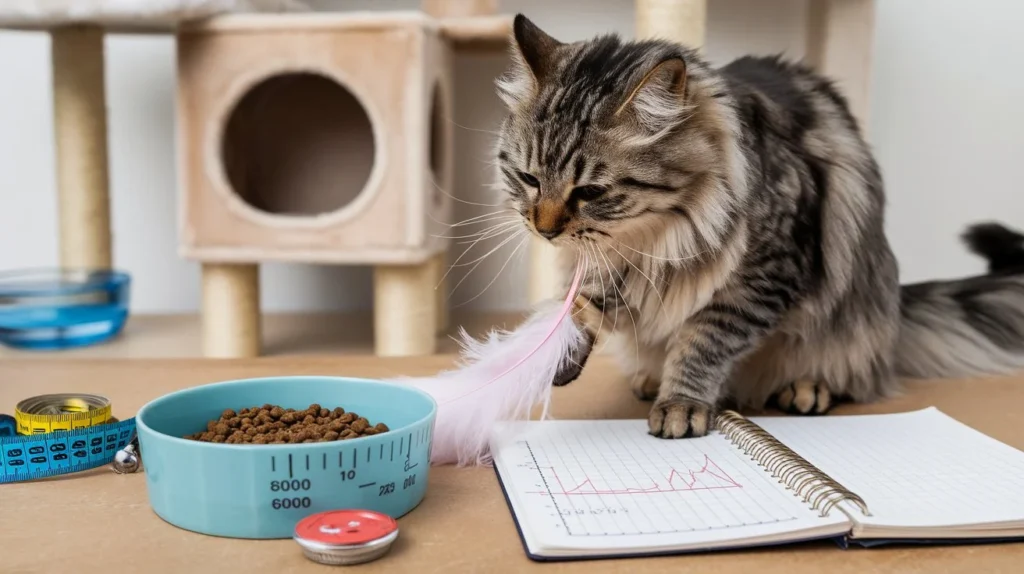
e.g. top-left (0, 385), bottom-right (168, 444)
top-left (552, 331), bottom-right (594, 387)
top-left (774, 380), bottom-right (834, 415)
top-left (552, 359), bottom-right (585, 387)
top-left (630, 376), bottom-right (660, 401)
top-left (647, 397), bottom-right (713, 438)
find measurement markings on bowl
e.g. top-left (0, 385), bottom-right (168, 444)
top-left (265, 427), bottom-right (430, 513)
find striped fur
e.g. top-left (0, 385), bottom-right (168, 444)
top-left (495, 15), bottom-right (1024, 438)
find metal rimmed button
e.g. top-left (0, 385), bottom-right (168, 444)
top-left (294, 509), bottom-right (399, 565)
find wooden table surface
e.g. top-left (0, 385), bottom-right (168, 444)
top-left (2, 355), bottom-right (1023, 573)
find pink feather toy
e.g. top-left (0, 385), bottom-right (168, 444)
top-left (386, 259), bottom-right (586, 466)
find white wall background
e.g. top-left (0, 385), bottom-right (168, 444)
top-left (0, 0), bottom-right (1021, 314)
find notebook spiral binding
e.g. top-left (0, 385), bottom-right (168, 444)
top-left (716, 410), bottom-right (872, 518)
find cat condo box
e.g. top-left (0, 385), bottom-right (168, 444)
top-left (175, 12), bottom-right (456, 358)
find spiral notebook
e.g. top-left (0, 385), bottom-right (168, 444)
top-left (489, 407), bottom-right (1024, 561)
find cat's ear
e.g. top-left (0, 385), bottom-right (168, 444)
top-left (613, 57), bottom-right (691, 141)
top-left (495, 14), bottom-right (563, 108)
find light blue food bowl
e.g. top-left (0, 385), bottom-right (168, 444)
top-left (135, 376), bottom-right (436, 539)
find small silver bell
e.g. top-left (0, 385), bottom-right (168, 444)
top-left (112, 442), bottom-right (141, 474)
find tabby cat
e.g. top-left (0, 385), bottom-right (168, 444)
top-left (493, 15), bottom-right (1024, 438)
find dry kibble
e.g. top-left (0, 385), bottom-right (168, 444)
top-left (184, 403), bottom-right (390, 444)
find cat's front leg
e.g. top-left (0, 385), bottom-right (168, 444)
top-left (650, 295), bottom-right (784, 438)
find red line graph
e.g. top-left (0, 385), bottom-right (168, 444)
top-left (530, 454), bottom-right (742, 495)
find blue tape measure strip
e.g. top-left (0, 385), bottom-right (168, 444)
top-left (0, 417), bottom-right (137, 484)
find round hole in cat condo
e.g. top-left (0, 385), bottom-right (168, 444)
top-left (428, 81), bottom-right (446, 209)
top-left (220, 72), bottom-right (376, 218)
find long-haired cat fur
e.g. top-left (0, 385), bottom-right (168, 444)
top-left (493, 15), bottom-right (1024, 438)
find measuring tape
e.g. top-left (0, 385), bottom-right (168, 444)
top-left (0, 393), bottom-right (137, 484)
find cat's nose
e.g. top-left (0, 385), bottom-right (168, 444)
top-left (534, 199), bottom-right (566, 240)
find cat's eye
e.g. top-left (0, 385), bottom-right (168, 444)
top-left (571, 185), bottom-right (607, 201)
top-left (517, 171), bottom-right (540, 188)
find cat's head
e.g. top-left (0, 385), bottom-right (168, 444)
top-left (494, 15), bottom-right (720, 253)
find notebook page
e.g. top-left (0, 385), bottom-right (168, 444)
top-left (751, 408), bottom-right (1024, 531)
top-left (491, 420), bottom-right (849, 556)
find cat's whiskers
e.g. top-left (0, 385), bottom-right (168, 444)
top-left (453, 220), bottom-right (522, 245)
top-left (596, 243), bottom-right (640, 386)
top-left (427, 175), bottom-right (505, 208)
top-left (602, 239), bottom-right (670, 323)
top-left (575, 243), bottom-right (600, 320)
top-left (432, 218), bottom-right (519, 241)
top-left (437, 218), bottom-right (521, 287)
top-left (447, 227), bottom-right (524, 269)
top-left (442, 115), bottom-right (501, 136)
top-left (583, 239), bottom-right (610, 350)
top-left (448, 228), bottom-right (527, 301)
top-left (443, 210), bottom-right (518, 228)
top-left (614, 238), bottom-right (709, 265)
top-left (452, 233), bottom-right (528, 309)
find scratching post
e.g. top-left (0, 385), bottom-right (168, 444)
top-left (51, 25), bottom-right (113, 270)
top-left (635, 0), bottom-right (707, 46)
top-left (428, 252), bottom-right (449, 335)
top-left (374, 262), bottom-right (438, 357)
top-left (806, 0), bottom-right (876, 131)
top-left (1, 3), bottom-right (309, 276)
top-left (202, 263), bottom-right (261, 358)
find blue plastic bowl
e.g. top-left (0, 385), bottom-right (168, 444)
top-left (0, 268), bottom-right (131, 350)
top-left (135, 376), bottom-right (436, 539)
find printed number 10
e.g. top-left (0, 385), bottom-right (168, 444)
top-left (341, 470), bottom-right (356, 481)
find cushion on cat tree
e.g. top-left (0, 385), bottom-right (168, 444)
top-left (0, 0), bottom-right (307, 31)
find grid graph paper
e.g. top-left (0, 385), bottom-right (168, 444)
top-left (752, 407), bottom-right (1024, 529)
top-left (492, 420), bottom-right (828, 538)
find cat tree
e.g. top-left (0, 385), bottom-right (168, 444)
top-left (177, 0), bottom-right (509, 358)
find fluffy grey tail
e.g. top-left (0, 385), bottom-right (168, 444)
top-left (896, 222), bottom-right (1024, 379)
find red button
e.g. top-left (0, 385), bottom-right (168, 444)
top-left (294, 510), bottom-right (398, 547)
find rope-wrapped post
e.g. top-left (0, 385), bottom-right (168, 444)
top-left (50, 25), bottom-right (113, 270)
top-left (635, 0), bottom-right (707, 47)
top-left (202, 263), bottom-right (261, 358)
top-left (806, 0), bottom-right (876, 132)
top-left (374, 262), bottom-right (438, 357)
